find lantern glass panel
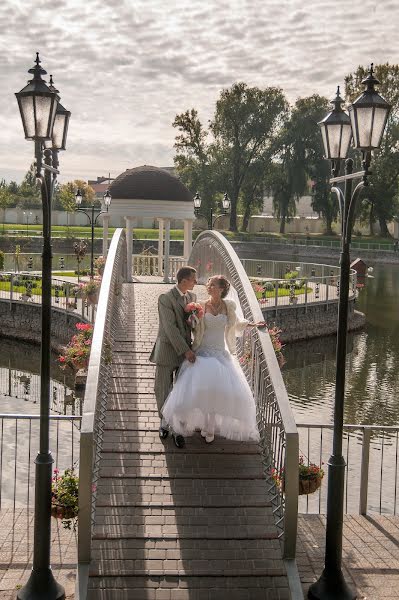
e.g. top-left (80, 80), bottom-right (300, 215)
top-left (371, 107), bottom-right (389, 148)
top-left (327, 124), bottom-right (343, 158)
top-left (320, 126), bottom-right (328, 157)
top-left (20, 96), bottom-right (35, 138)
top-left (52, 112), bottom-right (67, 149)
top-left (34, 95), bottom-right (55, 138)
top-left (351, 107), bottom-right (371, 148)
top-left (340, 123), bottom-right (352, 158)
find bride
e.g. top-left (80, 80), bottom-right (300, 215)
top-left (161, 274), bottom-right (264, 443)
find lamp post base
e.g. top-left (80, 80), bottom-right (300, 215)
top-left (308, 568), bottom-right (356, 600)
top-left (17, 568), bottom-right (65, 600)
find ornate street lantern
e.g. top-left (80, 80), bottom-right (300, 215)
top-left (15, 53), bottom-right (59, 141)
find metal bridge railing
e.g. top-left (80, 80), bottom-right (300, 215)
top-left (0, 413), bottom-right (81, 510)
top-left (189, 231), bottom-right (299, 559)
top-left (297, 423), bottom-right (399, 516)
top-left (0, 271), bottom-right (96, 322)
top-left (77, 228), bottom-right (126, 565)
top-left (242, 259), bottom-right (357, 313)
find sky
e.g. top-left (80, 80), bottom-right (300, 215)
top-left (0, 0), bottom-right (398, 184)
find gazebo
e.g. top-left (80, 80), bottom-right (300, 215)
top-left (103, 165), bottom-right (195, 282)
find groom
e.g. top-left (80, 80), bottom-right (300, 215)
top-left (149, 266), bottom-right (197, 448)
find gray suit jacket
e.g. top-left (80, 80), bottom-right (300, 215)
top-left (149, 287), bottom-right (197, 367)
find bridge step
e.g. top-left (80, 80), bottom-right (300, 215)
top-left (101, 432), bottom-right (260, 455)
top-left (87, 282), bottom-right (289, 599)
top-left (97, 452), bottom-right (265, 479)
top-left (87, 576), bottom-right (288, 600)
top-left (95, 477), bottom-right (270, 508)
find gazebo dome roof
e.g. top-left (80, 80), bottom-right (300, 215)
top-left (110, 165), bottom-right (193, 202)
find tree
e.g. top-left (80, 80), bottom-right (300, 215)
top-left (173, 83), bottom-right (288, 231)
top-left (18, 164), bottom-right (41, 208)
top-left (345, 63), bottom-right (399, 236)
top-left (58, 180), bottom-right (96, 213)
top-left (0, 181), bottom-right (13, 232)
top-left (210, 83), bottom-right (288, 231)
top-left (173, 109), bottom-right (224, 220)
top-left (269, 95), bottom-right (334, 234)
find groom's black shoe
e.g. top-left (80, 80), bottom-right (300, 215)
top-left (173, 433), bottom-right (185, 448)
top-left (159, 426), bottom-right (169, 440)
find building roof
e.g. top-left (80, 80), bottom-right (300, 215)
top-left (110, 165), bottom-right (192, 202)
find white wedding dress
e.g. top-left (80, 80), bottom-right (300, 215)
top-left (161, 312), bottom-right (260, 442)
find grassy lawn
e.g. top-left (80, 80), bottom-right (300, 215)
top-left (0, 279), bottom-right (73, 297)
top-left (253, 286), bottom-right (311, 299)
top-left (0, 223), bottom-right (395, 247)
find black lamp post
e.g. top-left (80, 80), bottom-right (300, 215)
top-left (193, 192), bottom-right (231, 229)
top-left (23, 211), bottom-right (32, 237)
top-left (74, 189), bottom-right (111, 278)
top-left (308, 66), bottom-right (391, 600)
top-left (15, 53), bottom-right (70, 600)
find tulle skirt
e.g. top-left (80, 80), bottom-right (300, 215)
top-left (161, 348), bottom-right (260, 442)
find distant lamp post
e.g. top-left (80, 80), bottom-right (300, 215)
top-left (23, 211), bottom-right (33, 237)
top-left (193, 192), bottom-right (231, 230)
top-left (15, 52), bottom-right (70, 600)
top-left (75, 189), bottom-right (112, 278)
top-left (309, 65), bottom-right (391, 600)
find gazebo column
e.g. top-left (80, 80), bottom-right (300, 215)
top-left (163, 219), bottom-right (171, 283)
top-left (125, 216), bottom-right (134, 283)
top-left (157, 218), bottom-right (164, 276)
top-left (183, 219), bottom-right (193, 261)
top-left (102, 214), bottom-right (110, 257)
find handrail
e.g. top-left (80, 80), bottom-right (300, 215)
top-left (0, 271), bottom-right (95, 322)
top-left (78, 228), bottom-right (126, 565)
top-left (189, 231), bottom-right (299, 558)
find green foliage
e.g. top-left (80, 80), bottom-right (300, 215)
top-left (58, 180), bottom-right (96, 212)
top-left (0, 250), bottom-right (4, 270)
top-left (18, 164), bottom-right (41, 208)
top-left (173, 83), bottom-right (288, 231)
top-left (345, 63), bottom-right (399, 236)
top-left (270, 94), bottom-right (332, 233)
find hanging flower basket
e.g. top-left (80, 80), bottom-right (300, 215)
top-left (51, 467), bottom-right (79, 529)
top-left (271, 456), bottom-right (324, 496)
top-left (51, 503), bottom-right (78, 520)
top-left (298, 475), bottom-right (322, 495)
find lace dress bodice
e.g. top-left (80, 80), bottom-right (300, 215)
top-left (199, 313), bottom-right (228, 353)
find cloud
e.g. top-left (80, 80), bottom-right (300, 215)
top-left (0, 0), bottom-right (398, 182)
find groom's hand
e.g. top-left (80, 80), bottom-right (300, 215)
top-left (185, 349), bottom-right (196, 363)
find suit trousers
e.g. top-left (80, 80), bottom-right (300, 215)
top-left (154, 364), bottom-right (178, 418)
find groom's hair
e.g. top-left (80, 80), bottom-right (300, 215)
top-left (176, 266), bottom-right (197, 283)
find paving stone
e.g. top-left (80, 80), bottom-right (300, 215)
top-left (88, 282), bottom-right (289, 597)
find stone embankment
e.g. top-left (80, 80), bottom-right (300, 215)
top-left (0, 300), bottom-right (83, 351)
top-left (262, 302), bottom-right (365, 344)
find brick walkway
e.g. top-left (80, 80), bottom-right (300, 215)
top-left (88, 282), bottom-right (290, 599)
top-left (0, 509), bottom-right (76, 599)
top-left (297, 514), bottom-right (399, 599)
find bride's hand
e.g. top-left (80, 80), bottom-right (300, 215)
top-left (247, 321), bottom-right (266, 329)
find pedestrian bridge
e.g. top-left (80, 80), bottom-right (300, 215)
top-left (77, 228), bottom-right (300, 599)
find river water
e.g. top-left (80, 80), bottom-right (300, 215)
top-left (282, 261), bottom-right (399, 513)
top-left (283, 262), bottom-right (399, 427)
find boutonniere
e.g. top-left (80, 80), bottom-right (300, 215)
top-left (184, 302), bottom-right (204, 329)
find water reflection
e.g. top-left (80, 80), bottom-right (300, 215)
top-left (283, 263), bottom-right (399, 428)
top-left (0, 337), bottom-right (77, 415)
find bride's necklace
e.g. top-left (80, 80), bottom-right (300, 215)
top-left (207, 299), bottom-right (223, 315)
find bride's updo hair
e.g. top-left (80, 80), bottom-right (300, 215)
top-left (208, 275), bottom-right (230, 299)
